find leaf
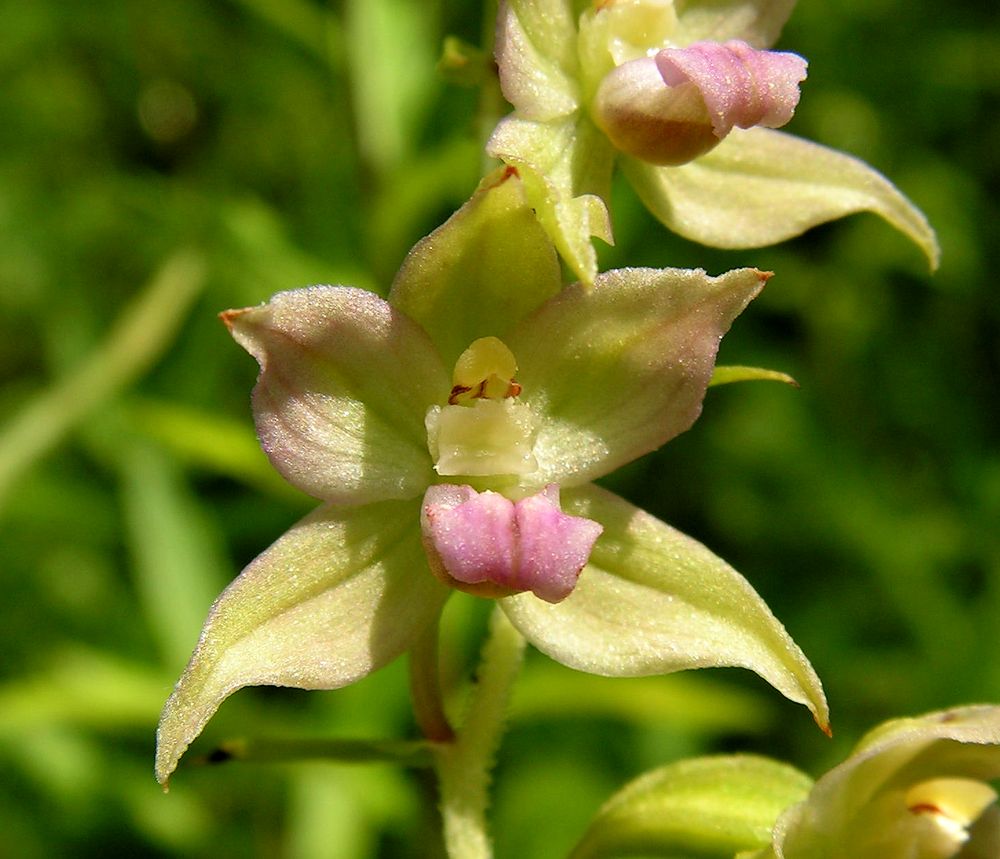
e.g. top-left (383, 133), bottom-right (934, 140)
top-left (388, 167), bottom-right (562, 368)
top-left (507, 267), bottom-right (767, 490)
top-left (224, 286), bottom-right (448, 504)
top-left (569, 754), bottom-right (813, 859)
top-left (500, 484), bottom-right (830, 732)
top-left (155, 497), bottom-right (448, 785)
top-left (710, 364), bottom-right (798, 387)
top-left (623, 127), bottom-right (940, 269)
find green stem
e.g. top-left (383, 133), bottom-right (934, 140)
top-left (477, 0), bottom-right (504, 176)
top-left (199, 736), bottom-right (435, 768)
top-left (436, 606), bottom-right (527, 859)
top-left (409, 615), bottom-right (455, 743)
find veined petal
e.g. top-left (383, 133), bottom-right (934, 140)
top-left (155, 497), bottom-right (449, 785)
top-left (389, 167), bottom-right (562, 369)
top-left (500, 484), bottom-right (829, 730)
top-left (507, 266), bottom-right (766, 489)
top-left (622, 127), bottom-right (940, 268)
top-left (487, 114), bottom-right (615, 286)
top-left (223, 286), bottom-right (449, 504)
top-left (656, 41), bottom-right (807, 137)
top-left (496, 0), bottom-right (580, 120)
top-left (673, 0), bottom-right (798, 48)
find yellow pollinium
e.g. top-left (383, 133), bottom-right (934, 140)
top-left (449, 336), bottom-right (522, 405)
top-left (427, 337), bottom-right (538, 477)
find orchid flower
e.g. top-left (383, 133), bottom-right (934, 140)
top-left (488, 0), bottom-right (940, 283)
top-left (753, 705), bottom-right (1000, 859)
top-left (570, 705), bottom-right (1000, 859)
top-left (154, 168), bottom-right (827, 785)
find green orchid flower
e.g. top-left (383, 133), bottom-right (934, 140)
top-left (154, 168), bottom-right (827, 785)
top-left (488, 0), bottom-right (939, 283)
top-left (570, 705), bottom-right (1000, 859)
top-left (754, 705), bottom-right (1000, 859)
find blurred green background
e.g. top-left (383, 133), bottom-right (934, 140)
top-left (1, 0), bottom-right (997, 856)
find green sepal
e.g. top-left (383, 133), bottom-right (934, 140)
top-left (500, 484), bottom-right (830, 732)
top-left (569, 754), bottom-right (813, 859)
top-left (673, 0), bottom-right (798, 49)
top-left (389, 167), bottom-right (563, 367)
top-left (623, 128), bottom-right (940, 270)
top-left (154, 498), bottom-right (449, 786)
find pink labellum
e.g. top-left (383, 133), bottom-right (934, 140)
top-left (421, 484), bottom-right (603, 603)
top-left (656, 40), bottom-right (807, 139)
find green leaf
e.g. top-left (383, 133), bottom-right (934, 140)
top-left (673, 0), bottom-right (798, 48)
top-left (710, 365), bottom-right (798, 387)
top-left (507, 267), bottom-right (766, 490)
top-left (569, 754), bottom-right (813, 859)
top-left (623, 128), bottom-right (940, 269)
top-left (389, 167), bottom-right (563, 368)
top-left (155, 497), bottom-right (449, 785)
top-left (500, 484), bottom-right (830, 732)
top-left (224, 286), bottom-right (448, 504)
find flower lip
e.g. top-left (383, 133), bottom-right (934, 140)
top-left (420, 483), bottom-right (603, 603)
top-left (655, 40), bottom-right (808, 139)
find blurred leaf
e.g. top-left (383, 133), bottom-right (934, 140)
top-left (0, 250), bottom-right (206, 515)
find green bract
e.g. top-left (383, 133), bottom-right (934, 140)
top-left (155, 169), bottom-right (828, 785)
top-left (751, 705), bottom-right (1000, 859)
top-left (488, 0), bottom-right (939, 283)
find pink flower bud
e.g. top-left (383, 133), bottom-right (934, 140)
top-left (421, 484), bottom-right (603, 603)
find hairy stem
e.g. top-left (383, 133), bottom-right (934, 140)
top-left (437, 606), bottom-right (527, 859)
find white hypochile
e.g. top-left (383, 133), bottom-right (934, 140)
top-left (425, 336), bottom-right (538, 478)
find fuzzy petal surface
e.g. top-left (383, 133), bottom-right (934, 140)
top-left (155, 498), bottom-right (448, 785)
top-left (673, 0), bottom-right (797, 48)
top-left (496, 0), bottom-right (580, 120)
top-left (500, 484), bottom-right (829, 731)
top-left (507, 266), bottom-right (766, 489)
top-left (389, 168), bottom-right (562, 368)
top-left (224, 286), bottom-right (449, 504)
top-left (623, 127), bottom-right (940, 267)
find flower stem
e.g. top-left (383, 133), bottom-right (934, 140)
top-left (436, 606), bottom-right (527, 859)
top-left (410, 614), bottom-right (456, 743)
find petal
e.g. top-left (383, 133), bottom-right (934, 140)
top-left (224, 286), bottom-right (449, 504)
top-left (507, 266), bottom-right (766, 489)
top-left (496, 0), bottom-right (580, 120)
top-left (388, 167), bottom-right (563, 368)
top-left (622, 127), bottom-right (940, 268)
top-left (155, 498), bottom-right (448, 785)
top-left (673, 0), bottom-right (797, 48)
top-left (421, 484), bottom-right (602, 603)
top-left (656, 40), bottom-right (807, 137)
top-left (499, 484), bottom-right (829, 730)
top-left (487, 115), bottom-right (615, 286)
top-left (571, 755), bottom-right (813, 859)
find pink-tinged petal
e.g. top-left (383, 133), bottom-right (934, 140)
top-left (656, 40), bottom-right (807, 138)
top-left (223, 286), bottom-right (449, 504)
top-left (507, 266), bottom-right (767, 489)
top-left (421, 484), bottom-right (602, 603)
